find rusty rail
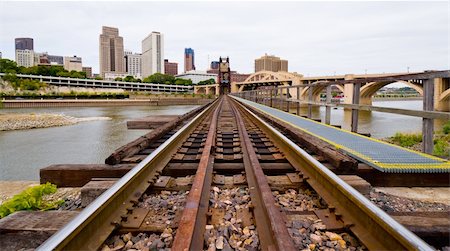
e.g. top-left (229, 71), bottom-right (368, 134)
top-left (231, 95), bottom-right (433, 250)
top-left (171, 98), bottom-right (222, 250)
top-left (230, 97), bottom-right (297, 251)
top-left (37, 99), bottom-right (219, 250)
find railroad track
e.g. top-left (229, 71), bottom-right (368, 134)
top-left (38, 96), bottom-right (432, 250)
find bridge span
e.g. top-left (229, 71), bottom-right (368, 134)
top-left (195, 70), bottom-right (450, 112)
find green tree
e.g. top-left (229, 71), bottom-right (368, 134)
top-left (143, 73), bottom-right (175, 84)
top-left (123, 75), bottom-right (137, 82)
top-left (114, 77), bottom-right (123, 81)
top-left (0, 59), bottom-right (19, 73)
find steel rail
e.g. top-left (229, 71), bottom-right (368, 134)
top-left (230, 95), bottom-right (433, 251)
top-left (229, 96), bottom-right (297, 251)
top-left (171, 97), bottom-right (222, 251)
top-left (37, 99), bottom-right (219, 251)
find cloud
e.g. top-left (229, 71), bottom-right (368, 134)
top-left (0, 1), bottom-right (448, 75)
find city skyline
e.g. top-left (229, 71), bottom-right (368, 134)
top-left (0, 1), bottom-right (449, 76)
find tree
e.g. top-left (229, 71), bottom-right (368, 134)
top-left (123, 75), bottom-right (137, 82)
top-left (143, 73), bottom-right (175, 84)
top-left (114, 77), bottom-right (123, 81)
top-left (0, 59), bottom-right (19, 73)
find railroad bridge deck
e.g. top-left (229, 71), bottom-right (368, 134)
top-left (233, 96), bottom-right (450, 173)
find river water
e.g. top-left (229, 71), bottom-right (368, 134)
top-left (0, 100), bottom-right (446, 181)
top-left (0, 105), bottom-right (198, 180)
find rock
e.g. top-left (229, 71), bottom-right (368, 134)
top-left (125, 240), bottom-right (134, 249)
top-left (243, 238), bottom-right (253, 245)
top-left (149, 238), bottom-right (165, 250)
top-left (308, 243), bottom-right (316, 250)
top-left (206, 224), bottom-right (214, 230)
top-left (101, 245), bottom-right (111, 251)
top-left (325, 231), bottom-right (342, 241)
top-left (224, 213), bottom-right (232, 221)
top-left (242, 226), bottom-right (250, 236)
top-left (207, 243), bottom-right (216, 251)
top-left (123, 232), bottom-right (133, 242)
top-left (310, 234), bottom-right (322, 244)
top-left (111, 238), bottom-right (125, 251)
top-left (216, 236), bottom-right (224, 249)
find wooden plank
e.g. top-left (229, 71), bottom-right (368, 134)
top-left (40, 164), bottom-right (134, 187)
top-left (127, 115), bottom-right (178, 129)
top-left (0, 211), bottom-right (79, 250)
top-left (422, 78), bottom-right (434, 154)
top-left (288, 100), bottom-right (450, 120)
top-left (351, 82), bottom-right (361, 133)
top-left (325, 85), bottom-right (331, 125)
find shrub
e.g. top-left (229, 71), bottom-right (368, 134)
top-left (0, 182), bottom-right (63, 218)
top-left (443, 120), bottom-right (450, 135)
top-left (433, 138), bottom-right (450, 157)
top-left (391, 133), bottom-right (422, 147)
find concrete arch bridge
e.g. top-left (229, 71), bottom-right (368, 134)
top-left (233, 71), bottom-right (450, 112)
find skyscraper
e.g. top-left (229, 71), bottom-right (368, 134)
top-left (184, 48), bottom-right (195, 72)
top-left (254, 54), bottom-right (288, 72)
top-left (15, 38), bottom-right (34, 50)
top-left (142, 32), bottom-right (164, 78)
top-left (99, 26), bottom-right (125, 77)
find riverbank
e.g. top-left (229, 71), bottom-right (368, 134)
top-left (0, 113), bottom-right (111, 131)
top-left (0, 98), bottom-right (213, 108)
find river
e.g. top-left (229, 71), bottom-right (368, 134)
top-left (0, 105), bottom-right (198, 180)
top-left (0, 100), bottom-right (445, 181)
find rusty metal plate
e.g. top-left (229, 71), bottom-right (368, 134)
top-left (213, 174), bottom-right (225, 185)
top-left (210, 208), bottom-right (226, 225)
top-left (121, 208), bottom-right (149, 229)
top-left (314, 209), bottom-right (345, 231)
top-left (236, 208), bottom-right (254, 227)
top-left (233, 174), bottom-right (246, 185)
top-left (154, 176), bottom-right (171, 188)
top-left (286, 173), bottom-right (303, 184)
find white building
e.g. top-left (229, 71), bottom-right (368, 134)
top-left (64, 56), bottom-right (83, 72)
top-left (175, 70), bottom-right (217, 84)
top-left (104, 72), bottom-right (130, 80)
top-left (142, 32), bottom-right (164, 78)
top-left (125, 53), bottom-right (142, 79)
top-left (15, 49), bottom-right (34, 67)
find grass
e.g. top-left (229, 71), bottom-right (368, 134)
top-left (390, 132), bottom-right (422, 147)
top-left (0, 182), bottom-right (63, 218)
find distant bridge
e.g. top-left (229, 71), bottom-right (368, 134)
top-left (0, 73), bottom-right (193, 93)
top-left (228, 70), bottom-right (449, 112)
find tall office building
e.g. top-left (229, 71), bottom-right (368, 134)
top-left (142, 32), bottom-right (164, 78)
top-left (15, 49), bottom-right (34, 67)
top-left (184, 48), bottom-right (195, 72)
top-left (15, 38), bottom-right (34, 50)
top-left (125, 53), bottom-right (142, 78)
top-left (64, 56), bottom-right (83, 72)
top-left (254, 54), bottom-right (288, 72)
top-left (164, 59), bottom-right (178, 76)
top-left (99, 26), bottom-right (125, 77)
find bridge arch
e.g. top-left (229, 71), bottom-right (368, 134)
top-left (439, 88), bottom-right (450, 101)
top-left (300, 82), bottom-right (344, 101)
top-left (360, 80), bottom-right (423, 99)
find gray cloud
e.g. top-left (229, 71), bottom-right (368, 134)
top-left (0, 1), bottom-right (448, 75)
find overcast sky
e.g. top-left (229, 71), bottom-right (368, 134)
top-left (0, 1), bottom-right (448, 76)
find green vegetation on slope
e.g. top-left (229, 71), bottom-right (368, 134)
top-left (0, 182), bottom-right (63, 218)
